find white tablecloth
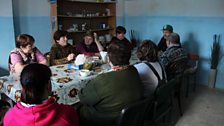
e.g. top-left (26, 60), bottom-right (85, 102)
top-left (0, 63), bottom-right (111, 105)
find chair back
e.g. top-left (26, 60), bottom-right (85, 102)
top-left (152, 78), bottom-right (176, 121)
top-left (0, 99), bottom-right (11, 126)
top-left (188, 53), bottom-right (199, 69)
top-left (117, 98), bottom-right (153, 126)
top-left (44, 52), bottom-right (50, 66)
top-left (155, 79), bottom-right (175, 104)
top-left (166, 58), bottom-right (188, 80)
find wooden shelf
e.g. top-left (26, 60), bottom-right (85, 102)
top-left (58, 15), bottom-right (114, 18)
top-left (60, 0), bottom-right (116, 4)
top-left (51, 0), bottom-right (116, 44)
top-left (69, 28), bottom-right (114, 33)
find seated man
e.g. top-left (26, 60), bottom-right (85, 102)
top-left (109, 26), bottom-right (133, 50)
top-left (4, 64), bottom-right (79, 126)
top-left (76, 31), bottom-right (104, 57)
top-left (78, 41), bottom-right (143, 126)
top-left (158, 24), bottom-right (181, 52)
top-left (8, 34), bottom-right (47, 76)
top-left (50, 30), bottom-right (77, 65)
top-left (134, 40), bottom-right (166, 97)
top-left (159, 33), bottom-right (188, 80)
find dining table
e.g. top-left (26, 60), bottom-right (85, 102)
top-left (0, 49), bottom-right (139, 105)
top-left (0, 61), bottom-right (111, 105)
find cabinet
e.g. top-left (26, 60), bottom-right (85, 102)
top-left (50, 0), bottom-right (116, 45)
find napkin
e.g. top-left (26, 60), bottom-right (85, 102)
top-left (100, 51), bottom-right (108, 62)
top-left (75, 54), bottom-right (86, 66)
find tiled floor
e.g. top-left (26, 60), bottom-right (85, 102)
top-left (152, 84), bottom-right (224, 126)
top-left (175, 85), bottom-right (224, 126)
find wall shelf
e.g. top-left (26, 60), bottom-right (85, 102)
top-left (57, 15), bottom-right (114, 18)
top-left (68, 28), bottom-right (114, 33)
top-left (62, 0), bottom-right (116, 4)
top-left (50, 0), bottom-right (116, 44)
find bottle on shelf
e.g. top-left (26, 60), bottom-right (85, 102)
top-left (82, 10), bottom-right (86, 17)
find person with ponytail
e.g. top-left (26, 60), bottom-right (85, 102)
top-left (4, 63), bottom-right (79, 126)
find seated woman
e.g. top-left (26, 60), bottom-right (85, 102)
top-left (4, 63), bottom-right (79, 126)
top-left (8, 34), bottom-right (47, 75)
top-left (78, 41), bottom-right (143, 126)
top-left (50, 30), bottom-right (77, 65)
top-left (109, 26), bottom-right (133, 50)
top-left (134, 40), bottom-right (166, 97)
top-left (76, 31), bottom-right (104, 57)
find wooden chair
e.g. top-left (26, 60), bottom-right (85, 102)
top-left (151, 78), bottom-right (177, 123)
top-left (118, 79), bottom-right (177, 126)
top-left (166, 58), bottom-right (188, 80)
top-left (174, 75), bottom-right (184, 116)
top-left (184, 53), bottom-right (199, 97)
top-left (166, 58), bottom-right (188, 116)
top-left (0, 99), bottom-right (11, 126)
top-left (44, 52), bottom-right (50, 66)
top-left (117, 98), bottom-right (154, 126)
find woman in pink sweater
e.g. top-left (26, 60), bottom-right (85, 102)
top-left (4, 63), bottom-right (79, 126)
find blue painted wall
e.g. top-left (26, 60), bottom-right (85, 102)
top-left (117, 0), bottom-right (224, 89)
top-left (13, 16), bottom-right (51, 53)
top-left (13, 0), bottom-right (51, 54)
top-left (1, 0), bottom-right (224, 88)
top-left (0, 0), bottom-right (15, 75)
top-left (0, 0), bottom-right (51, 75)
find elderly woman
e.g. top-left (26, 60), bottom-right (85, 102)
top-left (78, 41), bottom-right (143, 126)
top-left (76, 31), bottom-right (104, 57)
top-left (134, 40), bottom-right (166, 97)
top-left (8, 34), bottom-right (47, 75)
top-left (4, 64), bottom-right (79, 126)
top-left (50, 30), bottom-right (77, 65)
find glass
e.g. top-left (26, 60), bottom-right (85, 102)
top-left (83, 57), bottom-right (93, 70)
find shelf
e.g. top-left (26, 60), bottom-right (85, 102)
top-left (68, 28), bottom-right (114, 33)
top-left (60, 0), bottom-right (116, 4)
top-left (58, 15), bottom-right (114, 18)
top-left (51, 0), bottom-right (116, 44)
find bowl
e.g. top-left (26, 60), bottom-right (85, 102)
top-left (79, 69), bottom-right (91, 77)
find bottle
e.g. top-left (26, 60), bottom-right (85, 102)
top-left (82, 10), bottom-right (86, 17)
top-left (68, 64), bottom-right (83, 70)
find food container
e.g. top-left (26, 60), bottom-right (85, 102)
top-left (79, 69), bottom-right (91, 77)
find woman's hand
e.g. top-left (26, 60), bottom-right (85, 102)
top-left (67, 53), bottom-right (75, 61)
top-left (93, 32), bottom-right (104, 52)
top-left (93, 32), bottom-right (98, 42)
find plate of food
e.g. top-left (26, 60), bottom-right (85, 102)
top-left (0, 79), bottom-right (4, 90)
top-left (92, 56), bottom-right (100, 60)
top-left (57, 77), bottom-right (72, 84)
top-left (94, 67), bottom-right (102, 72)
top-left (56, 65), bottom-right (65, 68)
top-left (68, 88), bottom-right (79, 98)
top-left (64, 69), bottom-right (75, 73)
top-left (52, 73), bottom-right (58, 76)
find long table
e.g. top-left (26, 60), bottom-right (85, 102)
top-left (0, 49), bottom-right (139, 105)
top-left (0, 63), bottom-right (111, 105)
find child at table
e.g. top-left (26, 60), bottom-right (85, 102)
top-left (4, 63), bottom-right (79, 126)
